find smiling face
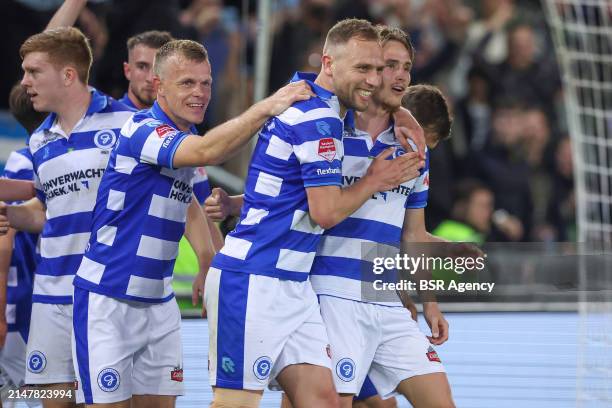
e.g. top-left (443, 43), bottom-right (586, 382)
top-left (328, 37), bottom-right (384, 112)
top-left (21, 51), bottom-right (67, 113)
top-left (155, 55), bottom-right (212, 131)
top-left (374, 39), bottom-right (412, 110)
top-left (124, 44), bottom-right (158, 109)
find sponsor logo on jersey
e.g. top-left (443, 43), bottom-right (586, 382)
top-left (426, 346), bottom-right (441, 363)
top-left (318, 138), bottom-right (336, 162)
top-left (171, 366), bottom-right (184, 382)
top-left (156, 124), bottom-right (175, 138)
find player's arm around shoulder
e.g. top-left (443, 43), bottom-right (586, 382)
top-left (172, 81), bottom-right (314, 168)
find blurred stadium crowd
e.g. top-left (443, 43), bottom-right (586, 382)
top-left (1, 0), bottom-right (574, 243)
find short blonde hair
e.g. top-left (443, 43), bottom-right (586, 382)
top-left (153, 40), bottom-right (209, 78)
top-left (20, 27), bottom-right (93, 84)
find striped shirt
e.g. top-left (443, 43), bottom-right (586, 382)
top-left (211, 72), bottom-right (345, 281)
top-left (73, 101), bottom-right (198, 303)
top-left (28, 89), bottom-right (133, 304)
top-left (311, 124), bottom-right (430, 305)
top-left (3, 148), bottom-right (38, 339)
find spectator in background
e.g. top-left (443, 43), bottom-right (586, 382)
top-left (545, 136), bottom-right (576, 241)
top-left (433, 179), bottom-right (523, 242)
top-left (269, 0), bottom-right (334, 91)
top-left (467, 101), bottom-right (531, 241)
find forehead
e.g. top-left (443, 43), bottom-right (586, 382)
top-left (162, 55), bottom-right (211, 80)
top-left (382, 40), bottom-right (412, 64)
top-left (129, 44), bottom-right (157, 62)
top-left (341, 38), bottom-right (383, 62)
top-left (22, 51), bottom-right (54, 68)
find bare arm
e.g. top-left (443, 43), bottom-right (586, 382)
top-left (0, 179), bottom-right (35, 202)
top-left (46, 0), bottom-right (88, 30)
top-left (204, 211), bottom-right (224, 252)
top-left (173, 81), bottom-right (313, 167)
top-left (5, 198), bottom-right (46, 234)
top-left (307, 149), bottom-right (423, 230)
top-left (0, 229), bottom-right (15, 347)
top-left (184, 199), bottom-right (216, 316)
top-left (401, 208), bottom-right (449, 344)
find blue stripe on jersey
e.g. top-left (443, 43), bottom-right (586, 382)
top-left (3, 148), bottom-right (38, 338)
top-left (73, 287), bottom-right (94, 404)
top-left (310, 126), bottom-right (430, 304)
top-left (28, 89), bottom-right (134, 304)
top-left (211, 72), bottom-right (344, 281)
top-left (215, 270), bottom-right (248, 389)
top-left (73, 101), bottom-right (198, 303)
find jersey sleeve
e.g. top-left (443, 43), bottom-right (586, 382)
top-left (192, 167), bottom-right (211, 204)
top-left (405, 150), bottom-right (430, 209)
top-left (125, 119), bottom-right (190, 169)
top-left (289, 116), bottom-right (343, 188)
top-left (2, 150), bottom-right (34, 181)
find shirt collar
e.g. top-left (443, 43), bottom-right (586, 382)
top-left (119, 92), bottom-right (138, 110)
top-left (150, 101), bottom-right (198, 134)
top-left (290, 71), bottom-right (347, 118)
top-left (40, 88), bottom-right (109, 134)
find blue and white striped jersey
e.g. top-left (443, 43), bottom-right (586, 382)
top-left (211, 72), bottom-right (344, 281)
top-left (3, 148), bottom-right (38, 340)
top-left (28, 89), bottom-right (133, 304)
top-left (73, 101), bottom-right (199, 303)
top-left (120, 92), bottom-right (213, 203)
top-left (310, 125), bottom-right (430, 305)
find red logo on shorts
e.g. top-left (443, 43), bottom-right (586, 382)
top-left (171, 367), bottom-right (183, 382)
top-left (318, 138), bottom-right (337, 162)
top-left (156, 125), bottom-right (175, 138)
top-left (426, 346), bottom-right (441, 363)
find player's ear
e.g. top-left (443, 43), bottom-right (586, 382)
top-left (321, 54), bottom-right (334, 76)
top-left (123, 62), bottom-right (131, 81)
top-left (153, 75), bottom-right (163, 96)
top-left (62, 66), bottom-right (78, 86)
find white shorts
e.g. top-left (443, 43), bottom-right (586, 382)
top-left (25, 303), bottom-right (75, 385)
top-left (319, 296), bottom-right (445, 398)
top-left (0, 332), bottom-right (27, 387)
top-left (205, 268), bottom-right (331, 390)
top-left (72, 287), bottom-right (184, 404)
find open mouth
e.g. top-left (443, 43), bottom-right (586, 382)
top-left (391, 85), bottom-right (405, 93)
top-left (357, 90), bottom-right (372, 98)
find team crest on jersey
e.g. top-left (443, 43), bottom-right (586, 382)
top-left (171, 366), bottom-right (184, 382)
top-left (392, 146), bottom-right (406, 159)
top-left (253, 356), bottom-right (273, 380)
top-left (94, 129), bottom-right (117, 150)
top-left (98, 368), bottom-right (120, 392)
top-left (426, 346), bottom-right (441, 363)
top-left (336, 358), bottom-right (355, 382)
top-left (156, 124), bottom-right (175, 138)
top-left (27, 351), bottom-right (47, 374)
top-left (318, 138), bottom-right (336, 162)
top-left (316, 120), bottom-right (332, 136)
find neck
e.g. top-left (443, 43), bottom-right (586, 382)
top-left (128, 88), bottom-right (150, 110)
top-left (314, 72), bottom-right (347, 117)
top-left (157, 96), bottom-right (193, 132)
top-left (355, 102), bottom-right (392, 142)
top-left (56, 85), bottom-right (91, 135)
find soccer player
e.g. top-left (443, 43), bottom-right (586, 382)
top-left (69, 39), bottom-right (313, 407)
top-left (310, 28), bottom-right (456, 408)
top-left (0, 84), bottom-right (46, 405)
top-left (4, 27), bottom-right (134, 407)
top-left (119, 30), bottom-right (174, 111)
top-left (202, 19), bottom-right (424, 408)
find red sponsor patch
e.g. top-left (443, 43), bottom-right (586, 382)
top-left (156, 124), bottom-right (175, 138)
top-left (426, 346), bottom-right (441, 363)
top-left (318, 138), bottom-right (336, 162)
top-left (171, 367), bottom-right (184, 382)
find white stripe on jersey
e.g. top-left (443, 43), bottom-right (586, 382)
top-left (136, 236), bottom-right (179, 261)
top-left (148, 194), bottom-right (189, 223)
top-left (33, 274), bottom-right (75, 297)
top-left (290, 210), bottom-right (324, 235)
top-left (40, 233), bottom-right (90, 258)
top-left (275, 249), bottom-right (316, 273)
top-left (254, 171), bottom-right (283, 197)
top-left (265, 135), bottom-right (293, 161)
top-left (125, 275), bottom-right (173, 299)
